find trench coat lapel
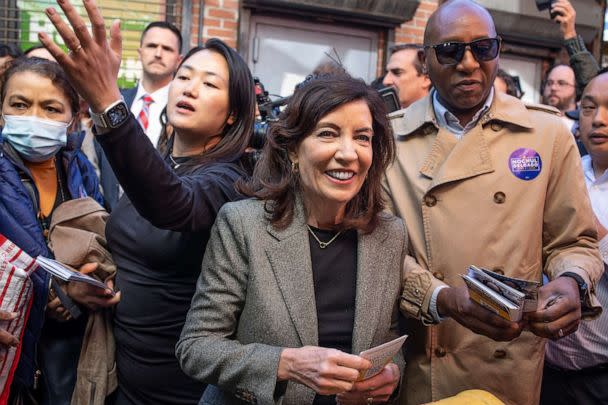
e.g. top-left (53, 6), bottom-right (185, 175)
top-left (351, 225), bottom-right (390, 354)
top-left (418, 91), bottom-right (535, 190)
top-left (420, 124), bottom-right (494, 189)
top-left (265, 203), bottom-right (318, 347)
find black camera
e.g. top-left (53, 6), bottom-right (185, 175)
top-left (251, 77), bottom-right (289, 150)
top-left (535, 0), bottom-right (561, 19)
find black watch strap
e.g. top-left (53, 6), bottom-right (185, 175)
top-left (559, 271), bottom-right (588, 302)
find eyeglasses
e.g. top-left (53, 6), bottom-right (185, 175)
top-left (545, 80), bottom-right (575, 88)
top-left (425, 37), bottom-right (501, 66)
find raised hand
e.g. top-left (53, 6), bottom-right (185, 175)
top-left (551, 0), bottom-right (577, 40)
top-left (39, 0), bottom-right (123, 112)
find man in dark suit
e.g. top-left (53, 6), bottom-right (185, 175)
top-left (96, 21), bottom-right (183, 210)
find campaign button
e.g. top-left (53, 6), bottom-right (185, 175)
top-left (509, 148), bottom-right (542, 181)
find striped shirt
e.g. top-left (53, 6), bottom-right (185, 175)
top-left (544, 155), bottom-right (608, 370)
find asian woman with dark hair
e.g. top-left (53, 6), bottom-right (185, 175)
top-left (40, 1), bottom-right (256, 403)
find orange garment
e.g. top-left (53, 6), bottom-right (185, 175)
top-left (25, 158), bottom-right (57, 218)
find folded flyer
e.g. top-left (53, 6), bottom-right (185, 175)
top-left (358, 335), bottom-right (407, 380)
top-left (36, 256), bottom-right (113, 294)
top-left (462, 265), bottom-right (539, 321)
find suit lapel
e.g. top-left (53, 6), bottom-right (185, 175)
top-left (351, 225), bottom-right (390, 354)
top-left (265, 204), bottom-right (318, 347)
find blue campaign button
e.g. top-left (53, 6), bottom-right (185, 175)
top-left (509, 148), bottom-right (542, 181)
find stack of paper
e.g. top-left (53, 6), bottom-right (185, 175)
top-left (462, 265), bottom-right (539, 321)
top-left (358, 335), bottom-right (407, 380)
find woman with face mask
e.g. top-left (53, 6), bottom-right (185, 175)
top-left (40, 1), bottom-right (257, 403)
top-left (0, 56), bottom-right (115, 403)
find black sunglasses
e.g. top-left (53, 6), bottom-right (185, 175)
top-left (425, 37), bottom-right (501, 66)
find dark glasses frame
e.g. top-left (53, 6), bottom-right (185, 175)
top-left (425, 37), bottom-right (502, 66)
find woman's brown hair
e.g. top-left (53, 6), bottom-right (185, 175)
top-left (241, 73), bottom-right (395, 233)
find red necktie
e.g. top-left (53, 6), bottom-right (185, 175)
top-left (137, 94), bottom-right (154, 131)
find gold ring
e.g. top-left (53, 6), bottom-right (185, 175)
top-left (367, 397), bottom-right (373, 405)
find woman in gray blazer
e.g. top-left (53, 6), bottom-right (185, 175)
top-left (177, 74), bottom-right (407, 405)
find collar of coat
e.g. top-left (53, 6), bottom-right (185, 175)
top-left (389, 90), bottom-right (542, 138)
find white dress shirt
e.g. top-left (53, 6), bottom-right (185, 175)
top-left (130, 82), bottom-right (170, 148)
top-left (432, 87), bottom-right (494, 140)
top-left (545, 155), bottom-right (608, 370)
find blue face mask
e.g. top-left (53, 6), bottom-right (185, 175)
top-left (2, 114), bottom-right (71, 162)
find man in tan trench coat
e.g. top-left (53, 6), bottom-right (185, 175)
top-left (383, 1), bottom-right (604, 404)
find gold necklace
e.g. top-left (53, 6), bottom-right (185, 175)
top-left (306, 224), bottom-right (342, 249)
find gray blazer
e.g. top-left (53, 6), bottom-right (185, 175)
top-left (177, 198), bottom-right (407, 405)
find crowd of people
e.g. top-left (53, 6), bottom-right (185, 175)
top-left (0, 0), bottom-right (606, 404)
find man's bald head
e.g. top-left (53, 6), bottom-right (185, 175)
top-left (424, 0), bottom-right (496, 46)
top-left (421, 0), bottom-right (500, 126)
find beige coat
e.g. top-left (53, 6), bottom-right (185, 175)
top-left (47, 197), bottom-right (117, 405)
top-left (383, 92), bottom-right (603, 405)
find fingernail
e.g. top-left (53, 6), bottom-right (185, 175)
top-left (10, 338), bottom-right (19, 347)
top-left (11, 312), bottom-right (19, 318)
top-left (45, 7), bottom-right (55, 16)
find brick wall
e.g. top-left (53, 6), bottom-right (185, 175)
top-left (187, 0), bottom-right (439, 54)
top-left (189, 0), bottom-right (239, 49)
top-left (394, 0), bottom-right (438, 45)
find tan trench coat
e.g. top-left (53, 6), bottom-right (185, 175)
top-left (383, 92), bottom-right (603, 405)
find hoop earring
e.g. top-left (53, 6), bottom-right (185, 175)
top-left (291, 161), bottom-right (299, 173)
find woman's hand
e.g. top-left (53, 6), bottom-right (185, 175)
top-left (66, 262), bottom-right (121, 311)
top-left (0, 310), bottom-right (19, 347)
top-left (336, 363), bottom-right (400, 404)
top-left (38, 0), bottom-right (122, 112)
top-left (277, 346), bottom-right (372, 395)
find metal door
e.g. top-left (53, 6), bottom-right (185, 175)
top-left (248, 15), bottom-right (378, 97)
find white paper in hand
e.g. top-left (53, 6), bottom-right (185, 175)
top-left (36, 256), bottom-right (113, 294)
top-left (358, 335), bottom-right (407, 380)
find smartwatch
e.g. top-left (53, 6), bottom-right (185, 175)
top-left (90, 99), bottom-right (130, 130)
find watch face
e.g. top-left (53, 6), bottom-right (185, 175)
top-left (108, 102), bottom-right (130, 127)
